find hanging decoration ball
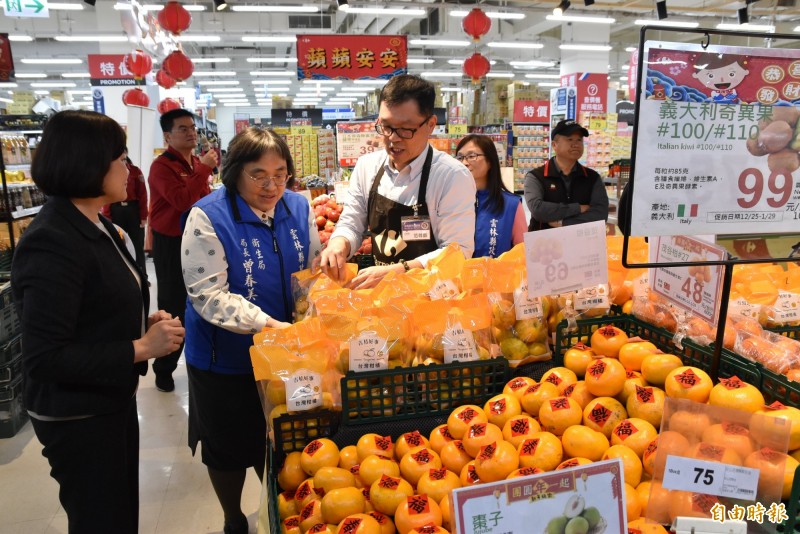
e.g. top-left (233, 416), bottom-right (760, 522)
top-left (155, 69), bottom-right (177, 89)
top-left (158, 1), bottom-right (192, 35)
top-left (162, 50), bottom-right (194, 82)
top-left (463, 52), bottom-right (491, 84)
top-left (122, 88), bottom-right (150, 107)
top-left (158, 98), bottom-right (182, 114)
top-left (123, 49), bottom-right (153, 78)
top-left (462, 7), bottom-right (491, 42)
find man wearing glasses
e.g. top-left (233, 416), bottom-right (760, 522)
top-left (148, 109), bottom-right (219, 392)
top-left (320, 74), bottom-right (476, 289)
top-left (524, 119), bottom-right (608, 231)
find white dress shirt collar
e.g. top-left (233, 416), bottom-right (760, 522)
top-left (383, 145), bottom-right (431, 183)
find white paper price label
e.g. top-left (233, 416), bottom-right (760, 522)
top-left (349, 331), bottom-right (388, 372)
top-left (429, 279), bottom-right (459, 300)
top-left (633, 273), bottom-right (650, 299)
top-left (286, 368), bottom-right (322, 412)
top-left (575, 284), bottom-right (610, 311)
top-left (774, 291), bottom-right (800, 323)
top-left (730, 297), bottom-right (759, 320)
top-left (444, 322), bottom-right (480, 363)
top-left (333, 181), bottom-right (350, 205)
top-left (524, 220), bottom-right (608, 299)
top-left (513, 283), bottom-right (543, 319)
top-left (662, 455), bottom-right (759, 501)
top-left (649, 236), bottom-right (726, 324)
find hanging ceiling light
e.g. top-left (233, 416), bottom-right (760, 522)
top-left (656, 1), bottom-right (668, 20)
top-left (337, 0), bottom-right (349, 9)
top-left (213, 0), bottom-right (227, 11)
top-left (553, 0), bottom-right (570, 16)
top-left (584, 0), bottom-right (595, 5)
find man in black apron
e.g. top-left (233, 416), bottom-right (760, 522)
top-left (523, 119), bottom-right (609, 231)
top-left (319, 75), bottom-right (476, 289)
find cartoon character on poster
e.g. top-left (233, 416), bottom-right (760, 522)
top-left (691, 52), bottom-right (751, 104)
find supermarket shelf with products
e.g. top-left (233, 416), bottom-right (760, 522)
top-left (511, 122), bottom-right (550, 194)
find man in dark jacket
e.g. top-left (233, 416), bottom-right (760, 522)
top-left (524, 119), bottom-right (608, 230)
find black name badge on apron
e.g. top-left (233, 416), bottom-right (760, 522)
top-left (367, 147), bottom-right (438, 265)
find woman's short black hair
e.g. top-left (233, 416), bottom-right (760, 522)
top-left (32, 110), bottom-right (126, 199)
top-left (379, 74), bottom-right (435, 118)
top-left (221, 127), bottom-right (296, 192)
top-left (456, 134), bottom-right (509, 215)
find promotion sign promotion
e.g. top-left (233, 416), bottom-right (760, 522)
top-left (336, 121), bottom-right (380, 167)
top-left (561, 72), bottom-right (609, 117)
top-left (649, 235), bottom-right (726, 324)
top-left (88, 54), bottom-right (145, 86)
top-left (630, 42), bottom-right (800, 236)
top-left (0, 34), bottom-right (15, 82)
top-left (451, 459), bottom-right (626, 534)
top-left (297, 35), bottom-right (407, 81)
top-left (524, 220), bottom-right (608, 299)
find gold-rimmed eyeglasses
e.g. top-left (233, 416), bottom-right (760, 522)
top-left (243, 168), bottom-right (290, 188)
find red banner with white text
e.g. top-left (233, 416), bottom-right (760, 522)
top-left (297, 34), bottom-right (407, 81)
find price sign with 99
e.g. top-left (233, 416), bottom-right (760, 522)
top-left (737, 167), bottom-right (794, 210)
top-left (545, 262), bottom-right (568, 283)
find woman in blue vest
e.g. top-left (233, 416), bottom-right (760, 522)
top-left (180, 127), bottom-right (321, 534)
top-left (455, 134), bottom-right (526, 258)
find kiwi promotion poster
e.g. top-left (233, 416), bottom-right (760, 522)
top-left (450, 458), bottom-right (626, 534)
top-left (629, 42), bottom-right (800, 237)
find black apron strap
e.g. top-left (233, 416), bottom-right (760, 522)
top-left (415, 146), bottom-right (434, 215)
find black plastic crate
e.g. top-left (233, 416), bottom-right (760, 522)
top-left (768, 325), bottom-right (800, 341)
top-left (0, 334), bottom-right (20, 367)
top-left (0, 282), bottom-right (19, 344)
top-left (271, 409), bottom-right (338, 469)
top-left (0, 350), bottom-right (22, 386)
top-left (340, 358), bottom-right (510, 426)
top-left (761, 367), bottom-right (800, 408)
top-left (554, 315), bottom-right (762, 387)
top-left (0, 374), bottom-right (26, 439)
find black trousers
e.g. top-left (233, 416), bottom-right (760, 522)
top-left (31, 398), bottom-right (139, 534)
top-left (151, 230), bottom-right (187, 377)
top-left (109, 201), bottom-right (146, 273)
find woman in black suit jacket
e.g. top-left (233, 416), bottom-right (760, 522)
top-left (11, 110), bottom-right (185, 534)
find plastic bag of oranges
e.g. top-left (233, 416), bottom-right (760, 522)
top-left (425, 243), bottom-right (467, 300)
top-left (459, 256), bottom-right (490, 296)
top-left (250, 317), bottom-right (341, 435)
top-left (410, 293), bottom-right (494, 366)
top-left (290, 265), bottom-right (357, 320)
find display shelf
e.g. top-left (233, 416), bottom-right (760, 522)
top-left (11, 206), bottom-right (41, 219)
top-left (512, 123), bottom-right (549, 192)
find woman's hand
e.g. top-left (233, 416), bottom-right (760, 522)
top-left (266, 318), bottom-right (292, 329)
top-left (133, 318), bottom-right (185, 362)
top-left (147, 310), bottom-right (173, 329)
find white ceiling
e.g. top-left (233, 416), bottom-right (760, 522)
top-left (1, 0), bottom-right (799, 108)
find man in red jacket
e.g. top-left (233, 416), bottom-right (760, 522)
top-left (148, 109), bottom-right (219, 392)
top-left (101, 150), bottom-right (149, 272)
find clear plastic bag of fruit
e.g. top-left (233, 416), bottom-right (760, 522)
top-left (290, 265), bottom-right (357, 320)
top-left (508, 265), bottom-right (552, 364)
top-left (606, 236), bottom-right (648, 308)
top-left (410, 293), bottom-right (494, 366)
top-left (370, 269), bottom-right (430, 308)
top-left (425, 243), bottom-right (467, 300)
top-left (459, 256), bottom-right (489, 296)
top-left (734, 327), bottom-right (800, 374)
top-left (311, 288), bottom-right (370, 374)
top-left (250, 317), bottom-right (342, 438)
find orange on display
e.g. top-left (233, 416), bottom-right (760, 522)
top-left (440, 440), bottom-right (472, 475)
top-left (359, 454), bottom-right (400, 488)
top-left (395, 431), bottom-right (431, 461)
top-left (707, 376), bottom-right (765, 413)
top-left (582, 396), bottom-right (628, 438)
top-left (625, 385), bottom-right (665, 430)
top-left (562, 381), bottom-right (595, 409)
top-left (642, 430), bottom-right (690, 478)
top-left (668, 410), bottom-right (711, 443)
top-left (339, 446), bottom-right (360, 471)
top-left (501, 414), bottom-right (541, 448)
top-left (744, 447), bottom-right (799, 500)
top-left (519, 382), bottom-right (560, 417)
top-left (369, 475), bottom-right (414, 516)
top-left (540, 367), bottom-right (578, 394)
top-left (483, 393), bottom-right (523, 428)
top-left (618, 340), bottom-right (658, 371)
top-left (416, 468), bottom-right (461, 504)
top-left (336, 513), bottom-right (382, 534)
top-left (640, 353), bottom-right (683, 387)
top-left (584, 358), bottom-right (627, 397)
top-left (461, 422), bottom-right (504, 458)
top-left (299, 499), bottom-right (324, 533)
top-left (610, 418), bottom-right (658, 458)
top-left (561, 425), bottom-right (610, 461)
top-left (428, 425), bottom-right (455, 455)
top-left (474, 440), bottom-right (520, 482)
top-left (301, 439), bottom-right (341, 476)
top-left (321, 487), bottom-right (367, 525)
top-left (601, 444), bottom-right (643, 487)
top-left (446, 405), bottom-right (488, 439)
top-left (459, 460), bottom-right (482, 486)
top-left (278, 451), bottom-right (307, 491)
top-left (701, 422), bottom-right (754, 461)
top-left (563, 342), bottom-right (596, 378)
top-left (367, 511), bottom-right (396, 534)
top-left (517, 432), bottom-right (564, 471)
top-left (394, 494), bottom-right (443, 534)
top-left (503, 376), bottom-right (536, 400)
top-left (590, 325), bottom-right (629, 357)
top-left (278, 490), bottom-right (299, 521)
top-left (538, 396), bottom-right (583, 436)
top-left (295, 479), bottom-right (319, 509)
top-left (358, 434), bottom-right (395, 462)
top-left (314, 466), bottom-right (358, 495)
top-left (664, 366), bottom-right (713, 403)
top-left (689, 441), bottom-right (743, 467)
top-left (399, 447), bottom-right (443, 487)
top-left (617, 370), bottom-right (647, 405)
top-left (555, 457), bottom-right (593, 470)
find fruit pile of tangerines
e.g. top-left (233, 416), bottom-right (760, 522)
top-left (275, 325), bottom-right (800, 534)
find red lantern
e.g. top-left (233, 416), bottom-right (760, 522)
top-left (122, 88), bottom-right (150, 107)
top-left (155, 68), bottom-right (176, 89)
top-left (162, 50), bottom-right (194, 82)
top-left (463, 53), bottom-right (491, 83)
top-left (158, 1), bottom-right (192, 35)
top-left (123, 49), bottom-right (152, 79)
top-left (462, 8), bottom-right (491, 42)
top-left (158, 98), bottom-right (182, 114)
